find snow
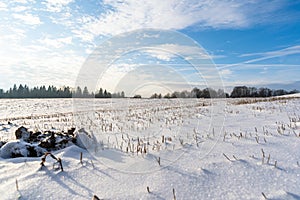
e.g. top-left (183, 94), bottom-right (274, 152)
top-left (0, 140), bottom-right (45, 158)
top-left (0, 97), bottom-right (300, 199)
top-left (282, 93), bottom-right (300, 98)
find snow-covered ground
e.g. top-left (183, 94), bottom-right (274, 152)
top-left (0, 96), bottom-right (300, 199)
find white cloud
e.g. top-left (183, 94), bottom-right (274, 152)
top-left (0, 2), bottom-right (7, 11)
top-left (143, 44), bottom-right (210, 61)
top-left (98, 64), bottom-right (198, 95)
top-left (43, 0), bottom-right (73, 12)
top-left (71, 29), bottom-right (95, 43)
top-left (219, 45), bottom-right (300, 70)
top-left (13, 13), bottom-right (42, 25)
top-left (143, 49), bottom-right (173, 61)
top-left (74, 0), bottom-right (285, 41)
top-left (97, 63), bottom-right (138, 91)
top-left (217, 63), bottom-right (300, 70)
top-left (216, 62), bottom-right (300, 90)
top-left (12, 6), bottom-right (30, 12)
top-left (12, 0), bottom-right (31, 4)
top-left (0, 45), bottom-right (85, 89)
top-left (39, 36), bottom-right (73, 48)
top-left (220, 69), bottom-right (232, 76)
top-left (240, 45), bottom-right (300, 58)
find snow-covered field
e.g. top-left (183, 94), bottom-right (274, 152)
top-left (1, 95), bottom-right (300, 199)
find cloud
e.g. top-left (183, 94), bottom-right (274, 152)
top-left (216, 62), bottom-right (300, 91)
top-left (12, 5), bottom-right (30, 12)
top-left (0, 2), bottom-right (7, 11)
top-left (13, 13), bottom-right (42, 25)
top-left (73, 0), bottom-right (287, 41)
top-left (217, 63), bottom-right (300, 70)
top-left (142, 44), bottom-right (210, 61)
top-left (240, 45), bottom-right (300, 58)
top-left (12, 0), bottom-right (32, 4)
top-left (220, 69), bottom-right (232, 76)
top-left (94, 60), bottom-right (225, 96)
top-left (0, 46), bottom-right (85, 89)
top-left (71, 29), bottom-right (95, 43)
top-left (143, 49), bottom-right (173, 62)
top-left (43, 0), bottom-right (74, 12)
top-left (219, 45), bottom-right (300, 70)
top-left (38, 36), bottom-right (73, 48)
top-left (99, 64), bottom-right (200, 96)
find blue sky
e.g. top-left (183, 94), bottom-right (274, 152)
top-left (0, 0), bottom-right (299, 95)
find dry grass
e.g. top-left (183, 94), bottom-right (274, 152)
top-left (232, 96), bottom-right (300, 105)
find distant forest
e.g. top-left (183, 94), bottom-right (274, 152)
top-left (0, 84), bottom-right (298, 99)
top-left (229, 86), bottom-right (299, 98)
top-left (0, 84), bottom-right (125, 98)
top-left (150, 86), bottom-right (299, 99)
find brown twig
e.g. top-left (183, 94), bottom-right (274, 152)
top-left (223, 153), bottom-right (231, 162)
top-left (173, 188), bottom-right (176, 200)
top-left (80, 152), bottom-right (83, 165)
top-left (262, 192), bottom-right (268, 199)
top-left (40, 152), bottom-right (64, 171)
top-left (16, 179), bottom-right (19, 191)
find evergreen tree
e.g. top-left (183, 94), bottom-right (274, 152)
top-left (99, 88), bottom-right (103, 98)
top-left (75, 86), bottom-right (82, 97)
top-left (83, 86), bottom-right (90, 97)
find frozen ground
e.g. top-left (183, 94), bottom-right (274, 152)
top-left (0, 95), bottom-right (300, 199)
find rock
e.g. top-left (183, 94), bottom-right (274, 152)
top-left (0, 141), bottom-right (46, 158)
top-left (30, 131), bottom-right (42, 142)
top-left (39, 140), bottom-right (53, 149)
top-left (0, 141), bottom-right (6, 148)
top-left (26, 145), bottom-right (46, 157)
top-left (15, 126), bottom-right (30, 142)
top-left (38, 131), bottom-right (72, 151)
top-left (1, 126), bottom-right (79, 158)
top-left (37, 131), bottom-right (52, 141)
top-left (74, 128), bottom-right (96, 149)
top-left (67, 127), bottom-right (76, 136)
top-left (38, 132), bottom-right (56, 150)
top-left (75, 128), bottom-right (101, 149)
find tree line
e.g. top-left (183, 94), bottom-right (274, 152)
top-left (150, 86), bottom-right (299, 99)
top-left (0, 84), bottom-right (125, 98)
top-left (229, 86), bottom-right (299, 98)
top-left (0, 84), bottom-right (298, 99)
top-left (150, 87), bottom-right (228, 99)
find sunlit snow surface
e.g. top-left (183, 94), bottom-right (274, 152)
top-left (0, 95), bottom-right (300, 199)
